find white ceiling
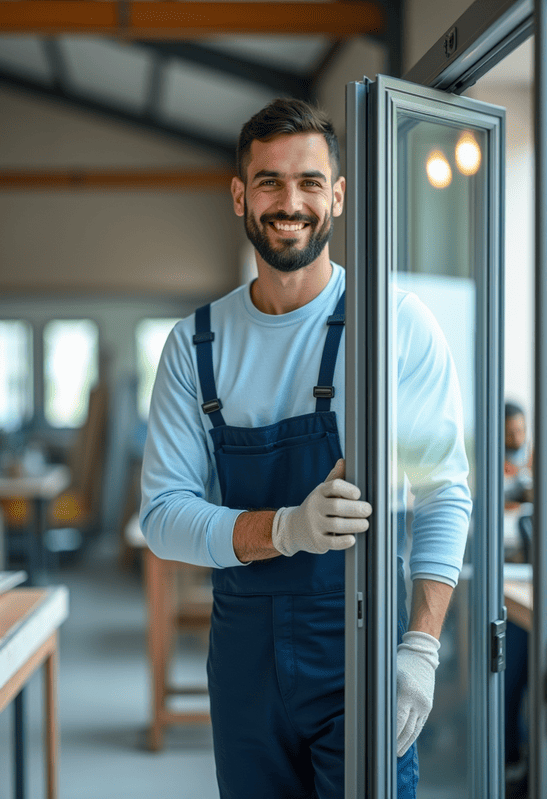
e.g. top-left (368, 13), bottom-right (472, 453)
top-left (0, 32), bottom-right (334, 155)
top-left (161, 59), bottom-right (278, 139)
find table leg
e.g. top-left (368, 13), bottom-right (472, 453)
top-left (145, 550), bottom-right (169, 751)
top-left (14, 688), bottom-right (25, 799)
top-left (44, 638), bottom-right (58, 799)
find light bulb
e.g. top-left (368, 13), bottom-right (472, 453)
top-left (455, 131), bottom-right (481, 175)
top-left (426, 150), bottom-right (452, 189)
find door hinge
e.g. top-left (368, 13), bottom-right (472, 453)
top-left (357, 592), bottom-right (363, 628)
top-left (491, 606), bottom-right (507, 673)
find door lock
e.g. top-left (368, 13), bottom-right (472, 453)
top-left (357, 592), bottom-right (363, 628)
top-left (491, 606), bottom-right (507, 673)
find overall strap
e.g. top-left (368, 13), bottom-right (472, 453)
top-left (314, 290), bottom-right (345, 413)
top-left (193, 304), bottom-right (226, 427)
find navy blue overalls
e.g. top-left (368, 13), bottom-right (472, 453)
top-left (193, 289), bottom-right (419, 799)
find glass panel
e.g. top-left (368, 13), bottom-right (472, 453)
top-left (44, 319), bottom-right (99, 428)
top-left (0, 320), bottom-right (33, 432)
top-left (135, 318), bottom-right (179, 420)
top-left (393, 115), bottom-right (484, 798)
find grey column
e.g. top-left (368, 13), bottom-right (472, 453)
top-left (532, 0), bottom-right (547, 795)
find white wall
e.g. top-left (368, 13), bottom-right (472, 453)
top-left (0, 86), bottom-right (244, 297)
top-left (467, 60), bottom-right (535, 423)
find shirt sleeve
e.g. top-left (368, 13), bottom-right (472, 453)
top-left (397, 292), bottom-right (473, 586)
top-left (139, 321), bottom-right (247, 568)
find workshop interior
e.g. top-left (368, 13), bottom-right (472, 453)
top-left (0, 1), bottom-right (542, 798)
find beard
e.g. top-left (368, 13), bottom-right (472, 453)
top-left (244, 201), bottom-right (334, 273)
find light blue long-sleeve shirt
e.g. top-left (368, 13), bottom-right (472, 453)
top-left (140, 262), bottom-right (472, 586)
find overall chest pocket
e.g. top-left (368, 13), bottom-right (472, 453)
top-left (218, 430), bottom-right (329, 456)
top-left (212, 427), bottom-right (342, 510)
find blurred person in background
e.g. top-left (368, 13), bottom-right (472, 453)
top-left (504, 401), bottom-right (533, 510)
top-left (504, 400), bottom-right (533, 799)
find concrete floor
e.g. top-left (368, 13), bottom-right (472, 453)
top-left (0, 534), bottom-right (220, 799)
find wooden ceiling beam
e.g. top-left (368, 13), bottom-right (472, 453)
top-left (0, 169), bottom-right (235, 190)
top-left (0, 1), bottom-right (386, 38)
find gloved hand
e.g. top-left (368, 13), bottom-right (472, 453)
top-left (271, 458), bottom-right (371, 557)
top-left (396, 630), bottom-right (440, 757)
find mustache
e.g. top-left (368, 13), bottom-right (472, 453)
top-left (259, 211), bottom-right (317, 226)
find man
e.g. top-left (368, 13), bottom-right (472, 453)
top-left (504, 400), bottom-right (533, 797)
top-left (140, 99), bottom-right (472, 799)
top-left (504, 401), bottom-right (533, 508)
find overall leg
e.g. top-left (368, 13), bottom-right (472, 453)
top-left (397, 590), bottom-right (419, 799)
top-left (289, 593), bottom-right (345, 799)
top-left (207, 592), bottom-right (316, 799)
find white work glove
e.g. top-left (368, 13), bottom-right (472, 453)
top-left (271, 458), bottom-right (371, 557)
top-left (396, 631), bottom-right (440, 757)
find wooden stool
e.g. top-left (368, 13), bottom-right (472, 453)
top-left (125, 515), bottom-right (212, 750)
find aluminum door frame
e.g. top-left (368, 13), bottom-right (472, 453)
top-left (345, 75), bottom-right (505, 799)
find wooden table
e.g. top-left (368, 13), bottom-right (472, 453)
top-left (503, 563), bottom-right (533, 632)
top-left (0, 466), bottom-right (70, 584)
top-left (0, 585), bottom-right (69, 799)
top-left (504, 579), bottom-right (533, 631)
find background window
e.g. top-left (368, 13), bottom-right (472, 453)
top-left (44, 319), bottom-right (99, 428)
top-left (136, 318), bottom-right (179, 420)
top-left (0, 320), bottom-right (33, 432)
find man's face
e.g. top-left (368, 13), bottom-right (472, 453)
top-left (231, 133), bottom-right (345, 272)
top-left (505, 413), bottom-right (526, 452)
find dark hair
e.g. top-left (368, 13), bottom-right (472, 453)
top-left (505, 401), bottom-right (525, 420)
top-left (236, 98), bottom-right (341, 182)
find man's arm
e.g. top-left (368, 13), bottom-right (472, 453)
top-left (233, 510), bottom-right (279, 563)
top-left (409, 578), bottom-right (453, 639)
top-left (233, 459), bottom-right (371, 563)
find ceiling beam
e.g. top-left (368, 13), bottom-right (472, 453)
top-left (0, 169), bottom-right (234, 190)
top-left (0, 1), bottom-right (386, 37)
top-left (41, 37), bottom-right (68, 90)
top-left (308, 39), bottom-right (346, 93)
top-left (143, 50), bottom-right (167, 119)
top-left (0, 70), bottom-right (236, 161)
top-left (133, 40), bottom-right (313, 100)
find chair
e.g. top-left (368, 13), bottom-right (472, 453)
top-left (2, 382), bottom-right (108, 568)
top-left (46, 382), bottom-right (108, 542)
top-left (125, 514), bottom-right (212, 750)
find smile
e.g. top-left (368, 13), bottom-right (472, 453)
top-left (270, 221), bottom-right (309, 232)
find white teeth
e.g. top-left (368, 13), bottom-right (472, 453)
top-left (273, 222), bottom-right (305, 231)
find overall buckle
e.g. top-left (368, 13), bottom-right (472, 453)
top-left (202, 398), bottom-right (223, 414)
top-left (313, 386), bottom-right (335, 399)
top-left (193, 332), bottom-right (215, 345)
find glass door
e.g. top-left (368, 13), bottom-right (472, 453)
top-left (346, 76), bottom-right (505, 799)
